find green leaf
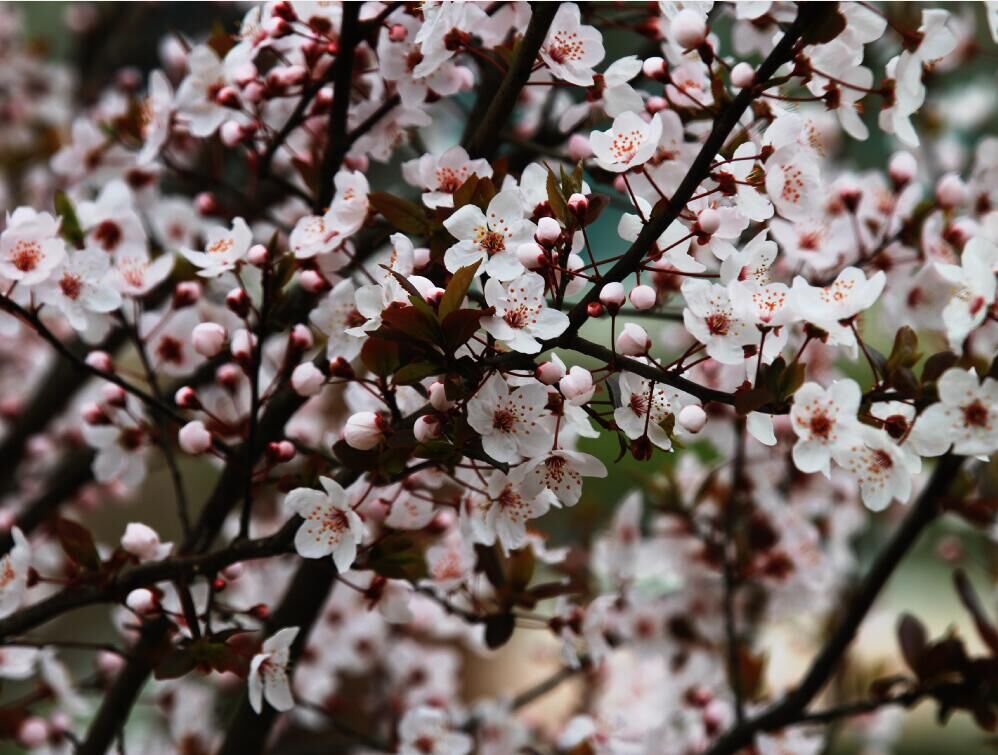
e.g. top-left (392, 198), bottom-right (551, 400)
top-left (394, 360), bottom-right (444, 385)
top-left (54, 192), bottom-right (85, 248)
top-left (369, 192), bottom-right (428, 235)
top-left (439, 261), bottom-right (481, 320)
top-left (546, 169), bottom-right (569, 226)
top-left (361, 336), bottom-right (401, 377)
top-left (886, 326), bottom-right (921, 375)
top-left (54, 517), bottom-right (100, 572)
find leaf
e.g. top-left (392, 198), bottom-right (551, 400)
top-left (583, 194), bottom-right (610, 226)
top-left (54, 192), bottom-right (84, 248)
top-left (361, 336), bottom-right (400, 377)
top-left (886, 326), bottom-right (921, 374)
top-left (897, 613), bottom-right (928, 676)
top-left (734, 386), bottom-right (772, 416)
top-left (801, 4), bottom-right (846, 46)
top-left (154, 646), bottom-right (196, 680)
top-left (369, 192), bottom-right (428, 235)
top-left (922, 351), bottom-right (958, 384)
top-left (394, 361), bottom-right (444, 385)
top-left (381, 265), bottom-right (429, 305)
top-left (191, 639), bottom-right (247, 676)
top-left (507, 547), bottom-right (535, 593)
top-left (367, 534), bottom-right (427, 581)
top-left (442, 309), bottom-right (485, 353)
top-left (381, 303), bottom-right (440, 344)
top-left (54, 517), bottom-right (100, 572)
top-left (484, 613), bottom-right (516, 649)
top-left (452, 174), bottom-right (481, 209)
top-left (546, 169), bottom-right (569, 226)
top-left (439, 261), bottom-right (481, 320)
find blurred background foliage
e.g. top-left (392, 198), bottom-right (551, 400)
top-left (4, 2), bottom-right (997, 753)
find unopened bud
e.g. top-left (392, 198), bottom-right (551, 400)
top-left (536, 216), bottom-right (562, 245)
top-left (125, 588), bottom-right (157, 614)
top-left (192, 322), bottom-right (227, 357)
top-left (414, 415), bottom-right (442, 442)
top-left (629, 284), bottom-right (657, 310)
top-left (291, 361), bottom-right (325, 396)
top-left (173, 280), bottom-right (201, 308)
top-left (730, 62), bottom-right (755, 88)
top-left (178, 420), bottom-right (212, 455)
top-left (344, 411), bottom-right (386, 450)
top-left (616, 322), bottom-right (650, 355)
top-left (678, 404), bottom-right (707, 433)
top-left (599, 281), bottom-right (626, 313)
top-left (226, 288), bottom-right (252, 318)
top-left (536, 360), bottom-right (565, 385)
top-left (85, 350), bottom-right (113, 372)
top-left (174, 386), bottom-right (200, 409)
top-left (429, 381), bottom-right (453, 411)
top-left (672, 9), bottom-right (707, 49)
top-left (696, 207), bottom-right (721, 235)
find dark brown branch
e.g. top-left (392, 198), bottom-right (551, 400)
top-left (463, 3), bottom-right (561, 160)
top-left (703, 454), bottom-right (964, 755)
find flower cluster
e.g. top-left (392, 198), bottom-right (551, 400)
top-left (0, 2), bottom-right (995, 754)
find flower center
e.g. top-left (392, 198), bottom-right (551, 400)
top-left (962, 399), bottom-right (989, 428)
top-left (156, 336), bottom-right (184, 364)
top-left (480, 230), bottom-right (506, 256)
top-left (11, 240), bottom-right (41, 272)
top-left (492, 408), bottom-right (515, 432)
top-left (59, 272), bottom-right (83, 300)
top-left (809, 411), bottom-right (832, 439)
top-left (705, 312), bottom-right (730, 335)
top-left (94, 220), bottom-right (123, 251)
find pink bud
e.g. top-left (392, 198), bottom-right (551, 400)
top-left (388, 23), bottom-right (407, 42)
top-left (696, 207), bottom-right (721, 235)
top-left (229, 328), bottom-right (257, 361)
top-left (568, 193), bottom-right (589, 216)
top-left (429, 382), bottom-right (453, 411)
top-left (173, 281), bottom-right (201, 308)
top-left (243, 244), bottom-right (267, 267)
top-left (125, 588), bottom-right (157, 614)
top-left (616, 323), bottom-right (651, 356)
top-left (82, 402), bottom-right (109, 425)
top-left (567, 133), bottom-right (593, 161)
top-left (413, 246), bottom-right (431, 269)
top-left (599, 281), bottom-right (626, 311)
top-left (85, 350), bottom-right (113, 372)
top-left (290, 323), bottom-right (313, 350)
top-left (344, 411), bottom-right (385, 450)
top-left (414, 415), bottom-right (442, 442)
top-left (730, 62), bottom-right (755, 88)
top-left (233, 62), bottom-right (258, 87)
top-left (642, 56), bottom-right (666, 80)
top-left (935, 172), bottom-right (968, 209)
top-left (222, 562), bottom-right (244, 580)
top-left (178, 420), bottom-right (212, 455)
top-left (174, 386), bottom-right (200, 409)
top-left (243, 81), bottom-right (266, 103)
top-left (678, 404), bottom-right (707, 433)
top-left (121, 522), bottom-right (165, 561)
top-left (299, 269), bottom-right (331, 293)
top-left (17, 717), bottom-right (48, 748)
top-left (536, 216), bottom-right (562, 245)
top-left (226, 288), bottom-right (252, 318)
top-left (101, 384), bottom-right (127, 408)
top-left (215, 86), bottom-right (241, 108)
top-left (587, 301), bottom-right (604, 318)
top-left (220, 120), bottom-right (244, 147)
top-left (291, 362), bottom-right (325, 396)
top-left (216, 363), bottom-right (242, 390)
top-left (560, 366), bottom-right (595, 404)
top-left (192, 322), bottom-right (227, 357)
top-left (269, 439), bottom-right (296, 462)
top-left (672, 9), bottom-right (707, 49)
top-left (265, 16), bottom-right (292, 38)
top-left (271, 0), bottom-right (296, 21)
top-left (629, 284), bottom-right (657, 310)
top-left (280, 65), bottom-right (307, 87)
top-left (536, 359), bottom-right (565, 385)
top-left (646, 96), bottom-right (668, 113)
top-left (97, 650), bottom-right (125, 677)
top-left (194, 192), bottom-right (218, 215)
top-left (517, 241), bottom-right (545, 269)
top-left (888, 151), bottom-right (917, 187)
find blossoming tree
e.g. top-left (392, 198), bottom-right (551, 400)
top-left (0, 1), bottom-right (996, 753)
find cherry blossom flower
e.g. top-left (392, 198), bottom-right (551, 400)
top-left (466, 374), bottom-right (551, 464)
top-left (790, 380), bottom-right (862, 478)
top-left (540, 3), bottom-right (605, 87)
top-left (76, 180), bottom-right (147, 260)
top-left (120, 522), bottom-right (172, 562)
top-left (0, 208), bottom-right (65, 286)
top-left (285, 476), bottom-right (366, 572)
top-left (309, 278), bottom-right (364, 362)
top-left (682, 279), bottom-right (757, 364)
top-left (765, 145), bottom-right (821, 222)
top-left (110, 251), bottom-right (174, 297)
top-left (137, 70), bottom-right (174, 165)
top-left (181, 217), bottom-right (252, 277)
top-left (248, 626), bottom-right (298, 714)
top-left (481, 272), bottom-right (569, 353)
top-left (397, 706), bottom-right (472, 755)
top-left (790, 267), bottom-right (886, 352)
top-left (614, 368), bottom-right (683, 451)
top-left (466, 471), bottom-right (553, 554)
top-left (512, 450), bottom-right (607, 506)
top-left (918, 368), bottom-right (998, 456)
top-left (590, 111), bottom-right (663, 173)
top-left (37, 248), bottom-right (121, 331)
top-left (403, 145), bottom-right (493, 210)
top-left (443, 189), bottom-right (535, 280)
top-left (935, 237), bottom-right (998, 350)
top-left (831, 426), bottom-right (920, 511)
top-left (0, 527), bottom-right (30, 619)
top-left (175, 44), bottom-right (238, 137)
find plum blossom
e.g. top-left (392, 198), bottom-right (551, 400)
top-left (918, 368), bottom-right (998, 456)
top-left (285, 477), bottom-right (365, 572)
top-left (614, 368), bottom-right (683, 451)
top-left (590, 111), bottom-right (663, 173)
top-left (398, 706), bottom-right (472, 755)
top-left (309, 278), bottom-right (364, 361)
top-left (443, 189), bottom-right (535, 280)
top-left (248, 626), bottom-right (298, 714)
top-left (403, 145), bottom-right (493, 210)
top-left (831, 426), bottom-right (921, 511)
top-left (466, 471), bottom-right (553, 554)
top-left (790, 267), bottom-right (886, 352)
top-left (512, 450), bottom-right (607, 506)
top-left (0, 208), bottom-right (65, 286)
top-left (935, 237), bottom-right (998, 350)
top-left (0, 527), bottom-right (30, 619)
top-left (540, 3), bottom-right (605, 87)
top-left (481, 272), bottom-right (569, 354)
top-left (466, 374), bottom-right (550, 464)
top-left (682, 279), bottom-right (757, 364)
top-left (790, 380), bottom-right (862, 477)
top-left (181, 217), bottom-right (253, 277)
top-left (37, 248), bottom-right (121, 331)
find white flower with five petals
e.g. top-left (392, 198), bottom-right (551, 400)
top-left (285, 477), bottom-right (365, 572)
top-left (482, 272), bottom-right (569, 354)
top-left (248, 626), bottom-right (298, 714)
top-left (443, 190), bottom-right (534, 280)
